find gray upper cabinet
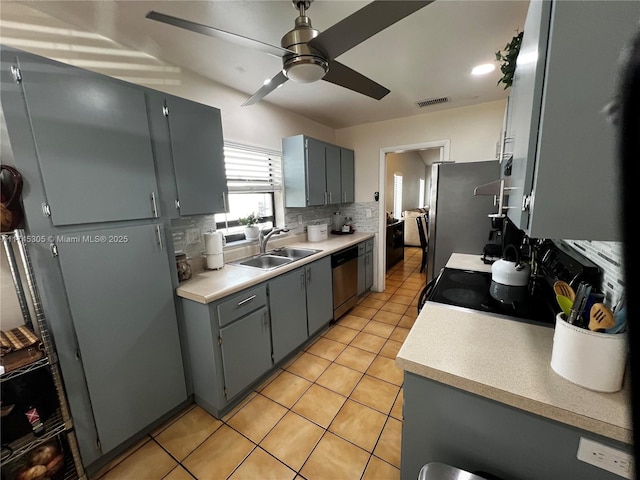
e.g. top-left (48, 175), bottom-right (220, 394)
top-left (163, 93), bottom-right (227, 216)
top-left (282, 134), bottom-right (355, 207)
top-left (325, 144), bottom-right (341, 206)
top-left (8, 48), bottom-right (160, 226)
top-left (269, 268), bottom-right (308, 363)
top-left (56, 223), bottom-right (187, 455)
top-left (340, 148), bottom-right (355, 204)
top-left (505, 0), bottom-right (638, 241)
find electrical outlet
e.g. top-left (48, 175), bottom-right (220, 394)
top-left (365, 208), bottom-right (372, 218)
top-left (577, 437), bottom-right (634, 478)
top-left (298, 215), bottom-right (303, 225)
top-left (185, 228), bottom-right (201, 245)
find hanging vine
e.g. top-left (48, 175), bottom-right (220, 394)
top-left (495, 30), bottom-right (524, 89)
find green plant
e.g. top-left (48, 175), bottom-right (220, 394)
top-left (238, 212), bottom-right (261, 226)
top-left (495, 31), bottom-right (524, 89)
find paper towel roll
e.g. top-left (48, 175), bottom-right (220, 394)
top-left (204, 231), bottom-right (224, 255)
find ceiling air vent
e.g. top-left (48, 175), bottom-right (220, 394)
top-left (416, 96), bottom-right (449, 108)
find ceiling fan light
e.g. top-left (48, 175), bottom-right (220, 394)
top-left (284, 56), bottom-right (328, 83)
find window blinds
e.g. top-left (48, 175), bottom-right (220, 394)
top-left (223, 142), bottom-right (282, 193)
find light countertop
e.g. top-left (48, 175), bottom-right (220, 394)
top-left (396, 253), bottom-right (632, 444)
top-left (177, 232), bottom-right (374, 304)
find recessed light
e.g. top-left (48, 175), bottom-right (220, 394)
top-left (471, 63), bottom-right (496, 75)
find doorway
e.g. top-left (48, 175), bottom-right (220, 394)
top-left (377, 140), bottom-right (450, 292)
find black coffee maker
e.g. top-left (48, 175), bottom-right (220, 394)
top-left (482, 216), bottom-right (525, 264)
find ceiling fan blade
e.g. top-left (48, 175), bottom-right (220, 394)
top-left (323, 61), bottom-right (390, 100)
top-left (242, 71), bottom-right (289, 106)
top-left (145, 11), bottom-right (294, 58)
top-left (309, 1), bottom-right (434, 60)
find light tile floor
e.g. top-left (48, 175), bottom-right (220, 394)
top-left (94, 247), bottom-right (425, 480)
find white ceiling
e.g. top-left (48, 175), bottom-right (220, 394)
top-left (14, 0), bottom-right (529, 129)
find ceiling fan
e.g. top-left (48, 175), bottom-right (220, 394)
top-left (146, 0), bottom-right (433, 106)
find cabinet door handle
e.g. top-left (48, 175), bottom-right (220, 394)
top-left (301, 272), bottom-right (306, 291)
top-left (155, 225), bottom-right (163, 250)
top-left (324, 192), bottom-right (328, 205)
top-left (343, 191), bottom-right (346, 203)
top-left (150, 192), bottom-right (159, 218)
top-left (237, 294), bottom-right (256, 306)
top-left (328, 191), bottom-right (332, 204)
top-left (306, 268), bottom-right (311, 284)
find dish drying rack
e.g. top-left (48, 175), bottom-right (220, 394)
top-left (1, 229), bottom-right (85, 479)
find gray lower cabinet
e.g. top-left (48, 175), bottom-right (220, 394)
top-left (269, 257), bottom-right (333, 362)
top-left (219, 306), bottom-right (272, 399)
top-left (401, 372), bottom-right (631, 480)
top-left (357, 242), bottom-right (366, 295)
top-left (55, 223), bottom-right (187, 455)
top-left (3, 46), bottom-right (160, 226)
top-left (269, 268), bottom-right (308, 364)
top-left (305, 257), bottom-right (333, 336)
top-left (364, 239), bottom-right (374, 291)
top-left (182, 258), bottom-right (333, 417)
top-left (358, 239), bottom-right (374, 295)
top-left (180, 284), bottom-right (272, 416)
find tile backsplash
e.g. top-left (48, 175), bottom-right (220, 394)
top-left (171, 202), bottom-right (380, 261)
top-left (563, 240), bottom-right (625, 306)
top-left (284, 202), bottom-right (379, 235)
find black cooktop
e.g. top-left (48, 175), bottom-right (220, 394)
top-left (428, 268), bottom-right (557, 326)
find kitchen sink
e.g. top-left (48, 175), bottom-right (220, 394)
top-left (232, 255), bottom-right (293, 270)
top-left (230, 247), bottom-right (322, 270)
top-left (268, 247), bottom-right (322, 260)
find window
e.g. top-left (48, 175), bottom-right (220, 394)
top-left (393, 173), bottom-right (403, 220)
top-left (419, 178), bottom-right (425, 207)
top-left (214, 143), bottom-right (283, 242)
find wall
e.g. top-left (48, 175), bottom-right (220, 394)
top-left (335, 100), bottom-right (506, 205)
top-left (385, 152), bottom-right (428, 215)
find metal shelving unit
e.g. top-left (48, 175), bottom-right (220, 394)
top-left (1, 229), bottom-right (85, 479)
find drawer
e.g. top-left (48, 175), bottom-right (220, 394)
top-left (217, 284), bottom-right (268, 327)
top-left (365, 239), bottom-right (373, 252)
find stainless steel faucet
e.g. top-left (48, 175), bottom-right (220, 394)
top-left (259, 226), bottom-right (289, 254)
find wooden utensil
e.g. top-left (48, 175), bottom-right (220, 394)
top-left (589, 303), bottom-right (615, 331)
top-left (553, 281), bottom-right (575, 301)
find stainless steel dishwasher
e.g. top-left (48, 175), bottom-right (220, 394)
top-left (332, 245), bottom-right (359, 319)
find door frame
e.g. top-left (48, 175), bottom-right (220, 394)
top-left (377, 140), bottom-right (450, 291)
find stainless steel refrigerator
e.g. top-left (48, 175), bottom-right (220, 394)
top-left (426, 160), bottom-right (500, 281)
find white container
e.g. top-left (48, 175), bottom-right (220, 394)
top-left (550, 313), bottom-right (628, 392)
top-left (307, 223), bottom-right (328, 242)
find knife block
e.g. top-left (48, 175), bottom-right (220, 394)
top-left (551, 313), bottom-right (628, 392)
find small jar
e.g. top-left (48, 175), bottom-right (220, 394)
top-left (175, 253), bottom-right (192, 281)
